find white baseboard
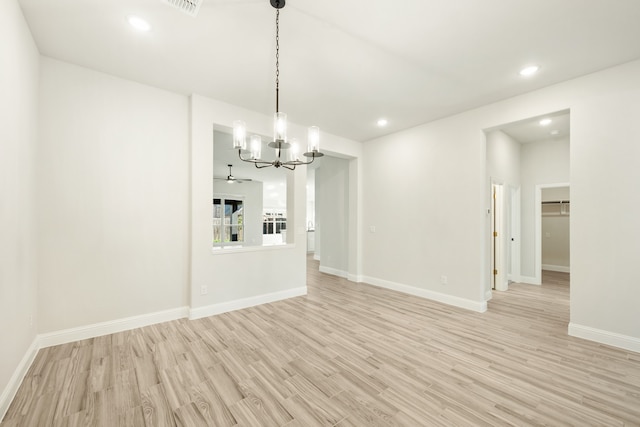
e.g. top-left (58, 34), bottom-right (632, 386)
top-left (189, 287), bottom-right (307, 320)
top-left (542, 264), bottom-right (571, 273)
top-left (485, 290), bottom-right (493, 301)
top-left (347, 273), bottom-right (363, 283)
top-left (361, 276), bottom-right (487, 313)
top-left (519, 275), bottom-right (541, 286)
top-left (569, 323), bottom-right (640, 353)
top-left (319, 265), bottom-right (348, 279)
top-left (39, 306), bottom-right (189, 349)
top-left (0, 336), bottom-right (39, 421)
top-left (313, 254), bottom-right (320, 261)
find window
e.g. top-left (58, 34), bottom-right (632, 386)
top-left (263, 211), bottom-right (287, 236)
top-left (213, 197), bottom-right (244, 245)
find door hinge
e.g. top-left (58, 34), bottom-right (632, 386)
top-left (493, 269), bottom-right (498, 275)
top-left (493, 231), bottom-right (498, 237)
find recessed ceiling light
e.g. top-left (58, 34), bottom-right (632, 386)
top-left (550, 130), bottom-right (560, 135)
top-left (519, 65), bottom-right (540, 77)
top-left (539, 118), bottom-right (552, 126)
top-left (377, 118), bottom-right (388, 127)
top-left (128, 15), bottom-right (151, 32)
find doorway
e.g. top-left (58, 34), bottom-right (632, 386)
top-left (485, 109), bottom-right (570, 300)
top-left (536, 184), bottom-right (570, 282)
top-left (313, 155), bottom-right (351, 279)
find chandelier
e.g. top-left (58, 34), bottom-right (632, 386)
top-left (232, 0), bottom-right (324, 170)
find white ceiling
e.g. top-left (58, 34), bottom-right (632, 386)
top-left (18, 0), bottom-right (640, 142)
top-left (499, 110), bottom-right (570, 144)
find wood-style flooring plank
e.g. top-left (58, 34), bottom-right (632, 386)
top-left (3, 263), bottom-right (640, 426)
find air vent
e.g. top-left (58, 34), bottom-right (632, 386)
top-left (162, 0), bottom-right (203, 17)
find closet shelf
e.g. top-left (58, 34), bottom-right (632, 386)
top-left (542, 200), bottom-right (570, 216)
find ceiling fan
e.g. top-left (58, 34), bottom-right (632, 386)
top-left (215, 164), bottom-right (253, 184)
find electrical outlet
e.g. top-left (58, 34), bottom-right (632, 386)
top-left (441, 275), bottom-right (448, 285)
top-left (200, 285), bottom-right (208, 295)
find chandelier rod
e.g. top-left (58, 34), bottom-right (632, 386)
top-left (233, 0), bottom-right (323, 170)
top-left (275, 8), bottom-right (280, 113)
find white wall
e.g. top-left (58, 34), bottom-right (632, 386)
top-left (213, 180), bottom-right (263, 246)
top-left (542, 187), bottom-right (570, 202)
top-left (363, 116), bottom-right (487, 310)
top-left (364, 59), bottom-right (640, 348)
top-left (570, 65), bottom-right (640, 345)
top-left (37, 58), bottom-right (190, 333)
top-left (306, 168), bottom-right (316, 230)
top-left (0, 0), bottom-right (40, 415)
top-left (486, 130), bottom-right (521, 187)
top-left (316, 156), bottom-right (350, 276)
top-left (520, 137), bottom-right (570, 279)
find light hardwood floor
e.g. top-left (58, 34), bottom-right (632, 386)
top-left (3, 260), bottom-right (640, 426)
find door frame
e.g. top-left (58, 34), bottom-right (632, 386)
top-left (508, 185), bottom-right (521, 283)
top-left (490, 180), bottom-right (508, 293)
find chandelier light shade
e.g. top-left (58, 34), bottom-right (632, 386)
top-left (233, 0), bottom-right (324, 170)
top-left (232, 120), bottom-right (246, 150)
top-left (274, 112), bottom-right (287, 144)
top-left (250, 134), bottom-right (262, 160)
top-left (307, 126), bottom-right (320, 153)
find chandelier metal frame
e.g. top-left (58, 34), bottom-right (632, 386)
top-left (232, 0), bottom-right (324, 170)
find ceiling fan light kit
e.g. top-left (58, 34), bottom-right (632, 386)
top-left (215, 164), bottom-right (252, 184)
top-left (232, 0), bottom-right (324, 171)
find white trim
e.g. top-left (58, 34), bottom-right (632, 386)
top-left (492, 182), bottom-right (508, 292)
top-left (39, 307), bottom-right (189, 349)
top-left (569, 323), bottom-right (640, 353)
top-left (509, 186), bottom-right (521, 283)
top-left (189, 287), bottom-right (306, 320)
top-left (211, 243), bottom-right (294, 255)
top-left (362, 276), bottom-right (487, 313)
top-left (313, 254), bottom-right (320, 261)
top-left (485, 290), bottom-right (493, 301)
top-left (519, 275), bottom-right (541, 285)
top-left (508, 274), bottom-right (522, 283)
top-left (347, 273), bottom-right (363, 283)
top-left (319, 266), bottom-right (348, 279)
top-left (542, 264), bottom-right (570, 273)
top-left (0, 337), bottom-right (39, 421)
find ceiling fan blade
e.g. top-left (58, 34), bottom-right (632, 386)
top-left (214, 177), bottom-right (240, 183)
top-left (216, 164), bottom-right (251, 183)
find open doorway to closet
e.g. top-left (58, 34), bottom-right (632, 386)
top-left (307, 155), bottom-right (351, 279)
top-left (485, 110), bottom-right (570, 301)
top-left (538, 184), bottom-right (570, 285)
